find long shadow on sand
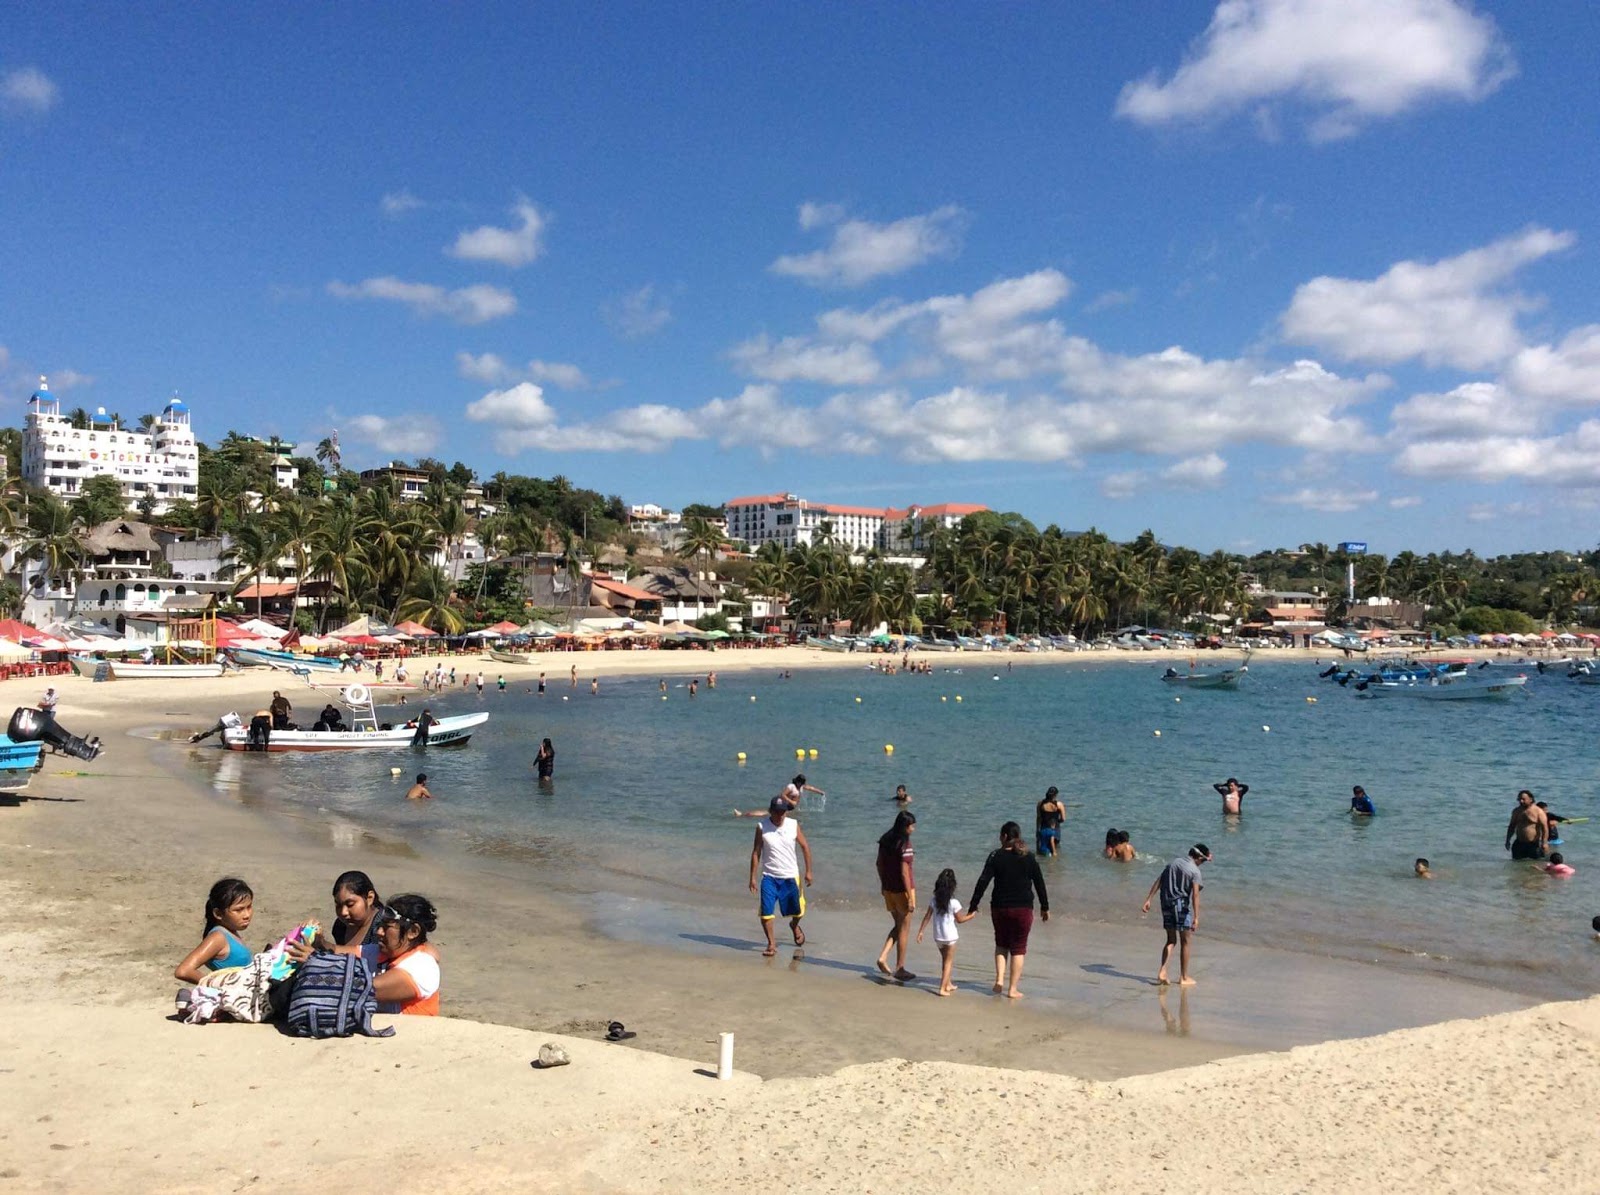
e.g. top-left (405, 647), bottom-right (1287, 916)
top-left (1080, 961), bottom-right (1153, 985)
top-left (678, 933), bottom-right (887, 979)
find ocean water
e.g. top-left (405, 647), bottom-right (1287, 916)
top-left (197, 657), bottom-right (1600, 1001)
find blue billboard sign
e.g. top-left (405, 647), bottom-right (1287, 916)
top-left (1339, 541), bottom-right (1367, 554)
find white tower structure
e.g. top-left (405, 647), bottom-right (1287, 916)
top-left (22, 378), bottom-right (200, 513)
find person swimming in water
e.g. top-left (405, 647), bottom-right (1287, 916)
top-left (1035, 787), bottom-right (1065, 856)
top-left (1414, 857), bottom-right (1434, 879)
top-left (1350, 785), bottom-right (1376, 816)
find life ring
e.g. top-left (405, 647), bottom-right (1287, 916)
top-left (343, 683), bottom-right (370, 705)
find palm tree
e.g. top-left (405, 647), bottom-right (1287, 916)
top-left (396, 566), bottom-right (466, 633)
top-left (679, 516), bottom-right (724, 577)
top-left (18, 493), bottom-right (86, 610)
top-left (223, 522), bottom-right (282, 619)
top-left (308, 496), bottom-right (366, 629)
top-left (271, 496), bottom-right (316, 618)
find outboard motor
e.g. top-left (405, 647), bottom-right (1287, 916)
top-left (8, 707), bottom-right (103, 761)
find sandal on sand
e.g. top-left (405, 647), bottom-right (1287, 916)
top-left (793, 928), bottom-right (806, 948)
top-left (893, 968), bottom-right (917, 982)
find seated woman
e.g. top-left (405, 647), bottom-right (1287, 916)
top-left (322, 870), bottom-right (384, 970)
top-left (373, 894), bottom-right (440, 1015)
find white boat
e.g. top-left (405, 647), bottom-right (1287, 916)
top-left (213, 684), bottom-right (488, 752)
top-left (909, 638), bottom-right (960, 653)
top-left (1161, 658), bottom-right (1249, 690)
top-left (107, 661), bottom-right (226, 679)
top-left (804, 635), bottom-right (855, 652)
top-left (486, 648), bottom-right (533, 665)
top-left (1478, 656), bottom-right (1570, 671)
top-left (228, 647), bottom-right (346, 673)
top-left (1361, 673), bottom-right (1527, 701)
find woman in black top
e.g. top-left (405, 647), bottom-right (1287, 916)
top-left (969, 821), bottom-right (1050, 999)
top-left (535, 738), bottom-right (555, 784)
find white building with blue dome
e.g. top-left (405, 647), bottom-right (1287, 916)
top-left (22, 378), bottom-right (199, 512)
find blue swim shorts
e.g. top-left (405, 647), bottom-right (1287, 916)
top-left (1162, 897), bottom-right (1194, 932)
top-left (1036, 828), bottom-right (1060, 854)
top-left (760, 875), bottom-right (804, 920)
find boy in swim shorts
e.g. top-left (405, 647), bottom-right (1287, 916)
top-left (1142, 844), bottom-right (1210, 986)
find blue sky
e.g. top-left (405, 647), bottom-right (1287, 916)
top-left (4, 2), bottom-right (1599, 554)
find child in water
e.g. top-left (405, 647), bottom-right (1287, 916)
top-left (1414, 858), bottom-right (1434, 879)
top-left (916, 868), bottom-right (978, 995)
top-left (1544, 852), bottom-right (1576, 877)
top-left (174, 877), bottom-right (256, 982)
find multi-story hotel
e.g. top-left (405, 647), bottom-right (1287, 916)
top-left (724, 492), bottom-right (987, 554)
top-left (22, 378), bottom-right (199, 513)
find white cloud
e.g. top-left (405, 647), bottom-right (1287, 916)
top-left (464, 381), bottom-right (707, 453)
top-left (1085, 288), bottom-right (1138, 313)
top-left (1280, 227), bottom-right (1575, 369)
top-left (1504, 325), bottom-right (1600, 409)
top-left (345, 413), bottom-right (441, 456)
top-left (1396, 420), bottom-right (1600, 486)
top-left (605, 284), bottom-right (672, 338)
top-left (771, 204), bottom-right (966, 287)
top-left (728, 334), bottom-right (881, 386)
top-left (1389, 381), bottom-right (1538, 440)
top-left (447, 200), bottom-right (547, 268)
top-left (1265, 486), bottom-right (1380, 513)
top-left (1388, 495), bottom-right (1423, 509)
top-left (1, 66), bottom-right (59, 114)
top-left (327, 277), bottom-right (516, 324)
top-left (1115, 0), bottom-right (1515, 142)
top-left (454, 351), bottom-right (592, 389)
top-left (380, 190), bottom-right (424, 218)
top-left (1101, 453), bottom-right (1228, 499)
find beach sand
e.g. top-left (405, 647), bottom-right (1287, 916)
top-left (2, 645), bottom-right (1595, 1191)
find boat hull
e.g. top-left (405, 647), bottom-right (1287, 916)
top-left (1363, 676), bottom-right (1526, 701)
top-left (229, 648), bottom-right (346, 672)
top-left (486, 649), bottom-right (533, 665)
top-left (107, 662), bottom-right (225, 679)
top-left (221, 711), bottom-right (489, 751)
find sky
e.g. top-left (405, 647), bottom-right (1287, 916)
top-left (3, 1), bottom-right (1600, 555)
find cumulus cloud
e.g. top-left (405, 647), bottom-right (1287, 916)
top-left (1388, 495), bottom-right (1423, 509)
top-left (1389, 381), bottom-right (1538, 439)
top-left (327, 277), bottom-right (516, 324)
top-left (1115, 0), bottom-right (1515, 141)
top-left (1280, 227), bottom-right (1575, 369)
top-left (604, 284), bottom-right (672, 338)
top-left (380, 190), bottom-right (425, 218)
top-left (464, 381), bottom-right (706, 453)
top-left (1396, 421), bottom-right (1600, 487)
top-left (454, 352), bottom-right (593, 390)
top-left (1265, 486), bottom-right (1380, 512)
top-left (447, 199), bottom-right (547, 268)
top-left (1504, 325), bottom-right (1600, 408)
top-left (771, 203), bottom-right (966, 287)
top-left (728, 334), bottom-right (881, 386)
top-left (344, 412), bottom-right (441, 456)
top-left (1, 66), bottom-right (59, 114)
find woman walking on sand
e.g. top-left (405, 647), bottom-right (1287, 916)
top-left (875, 810), bottom-right (918, 982)
top-left (969, 821), bottom-right (1049, 999)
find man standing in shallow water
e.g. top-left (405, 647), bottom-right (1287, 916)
top-left (1142, 844), bottom-right (1210, 986)
top-left (1505, 790), bottom-right (1549, 860)
top-left (750, 797), bottom-right (812, 957)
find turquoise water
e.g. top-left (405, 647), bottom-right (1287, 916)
top-left (203, 658), bottom-right (1600, 1000)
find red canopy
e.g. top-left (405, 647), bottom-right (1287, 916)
top-left (0, 618), bottom-right (63, 649)
top-left (486, 620), bottom-right (522, 634)
top-left (394, 620), bottom-right (440, 638)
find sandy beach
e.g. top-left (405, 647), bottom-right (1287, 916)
top-left (2, 644), bottom-right (1596, 1192)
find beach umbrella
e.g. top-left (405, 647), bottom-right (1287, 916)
top-left (393, 620), bottom-right (439, 638)
top-left (0, 638), bottom-right (33, 660)
top-left (236, 618), bottom-right (288, 640)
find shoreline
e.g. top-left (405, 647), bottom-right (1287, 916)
top-left (4, 663), bottom-right (1599, 1189)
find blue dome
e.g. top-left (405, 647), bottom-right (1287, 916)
top-left (90, 411), bottom-right (115, 425)
top-left (162, 399), bottom-right (188, 413)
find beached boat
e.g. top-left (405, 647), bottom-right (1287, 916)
top-left (210, 684), bottom-right (488, 752)
top-left (1359, 673), bottom-right (1527, 701)
top-left (0, 734), bottom-right (44, 775)
top-left (105, 661), bottom-right (226, 679)
top-left (227, 646), bottom-right (346, 673)
top-left (1161, 658), bottom-right (1249, 690)
top-left (486, 648), bottom-right (533, 665)
top-left (804, 635), bottom-right (856, 652)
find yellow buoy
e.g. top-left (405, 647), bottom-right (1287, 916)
top-left (808, 748), bottom-right (818, 758)
top-left (955, 695), bottom-right (963, 702)
top-left (854, 696), bottom-right (862, 704)
top-left (1262, 725), bottom-right (1271, 732)
top-left (795, 748), bottom-right (805, 758)
top-left (661, 694), bottom-right (668, 701)
top-left (750, 695), bottom-right (756, 702)
top-left (884, 744), bottom-right (894, 753)
top-left (940, 696), bottom-right (947, 702)
top-left (1153, 730), bottom-right (1162, 737)
top-left (736, 752), bottom-right (747, 762)
top-left (390, 767), bottom-right (403, 776)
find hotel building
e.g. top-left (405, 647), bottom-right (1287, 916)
top-left (724, 492), bottom-right (988, 554)
top-left (22, 378), bottom-right (199, 513)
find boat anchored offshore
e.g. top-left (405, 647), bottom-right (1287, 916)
top-left (199, 684), bottom-right (488, 752)
top-left (1161, 655), bottom-right (1249, 691)
top-left (1358, 672), bottom-right (1528, 701)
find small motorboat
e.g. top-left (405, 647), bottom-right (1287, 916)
top-left (228, 647), bottom-right (346, 673)
top-left (486, 648), bottom-right (534, 665)
top-left (204, 684), bottom-right (488, 752)
top-left (1162, 655), bottom-right (1249, 690)
top-left (1359, 673), bottom-right (1527, 701)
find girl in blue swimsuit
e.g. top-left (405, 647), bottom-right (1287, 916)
top-left (173, 877), bottom-right (256, 983)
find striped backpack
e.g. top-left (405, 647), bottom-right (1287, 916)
top-left (284, 952), bottom-right (395, 1039)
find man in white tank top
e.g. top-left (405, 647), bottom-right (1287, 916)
top-left (749, 798), bottom-right (813, 957)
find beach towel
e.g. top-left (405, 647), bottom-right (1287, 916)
top-left (175, 923), bottom-right (317, 1025)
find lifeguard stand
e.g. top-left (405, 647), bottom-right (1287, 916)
top-left (167, 602), bottom-right (219, 664)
